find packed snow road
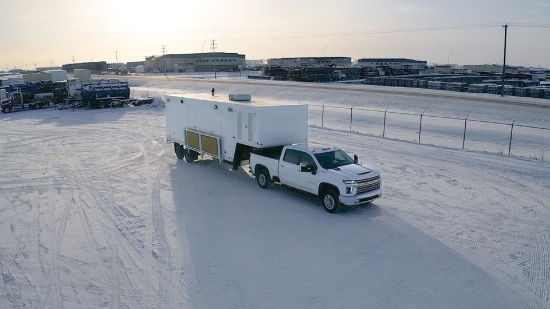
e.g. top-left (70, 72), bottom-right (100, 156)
top-left (0, 104), bottom-right (549, 308)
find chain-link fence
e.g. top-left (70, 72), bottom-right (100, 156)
top-left (313, 104), bottom-right (550, 159)
top-left (129, 89), bottom-right (549, 160)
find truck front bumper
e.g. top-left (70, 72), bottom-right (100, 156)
top-left (339, 188), bottom-right (382, 206)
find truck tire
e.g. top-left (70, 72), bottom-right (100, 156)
top-left (321, 189), bottom-right (340, 213)
top-left (174, 143), bottom-right (185, 160)
top-left (256, 168), bottom-right (271, 189)
top-left (184, 149), bottom-right (195, 163)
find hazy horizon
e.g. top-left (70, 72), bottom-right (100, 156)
top-left (1, 0), bottom-right (549, 70)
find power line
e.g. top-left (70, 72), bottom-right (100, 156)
top-left (217, 24), bottom-right (504, 42)
top-left (509, 23), bottom-right (550, 28)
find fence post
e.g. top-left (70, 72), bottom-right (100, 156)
top-left (462, 115), bottom-right (468, 149)
top-left (350, 107), bottom-right (353, 132)
top-left (508, 120), bottom-right (515, 156)
top-left (321, 104), bottom-right (325, 128)
top-left (383, 108), bottom-right (388, 138)
top-left (419, 112), bottom-right (424, 143)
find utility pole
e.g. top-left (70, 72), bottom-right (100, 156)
top-left (161, 45), bottom-right (167, 77)
top-left (115, 51), bottom-right (118, 74)
top-left (501, 24), bottom-right (508, 97)
top-left (210, 39), bottom-right (217, 79)
top-left (72, 56), bottom-right (76, 111)
top-left (201, 40), bottom-right (206, 75)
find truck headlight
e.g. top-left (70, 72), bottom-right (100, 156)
top-left (342, 180), bottom-right (357, 185)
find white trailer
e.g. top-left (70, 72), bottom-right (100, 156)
top-left (165, 93), bottom-right (308, 169)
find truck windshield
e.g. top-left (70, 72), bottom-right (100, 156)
top-left (314, 150), bottom-right (354, 169)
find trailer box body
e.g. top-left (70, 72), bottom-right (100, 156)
top-left (74, 69), bottom-right (91, 82)
top-left (46, 70), bottom-right (68, 82)
top-left (166, 93), bottom-right (308, 163)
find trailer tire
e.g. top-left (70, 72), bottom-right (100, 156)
top-left (184, 149), bottom-right (195, 163)
top-left (175, 143), bottom-right (185, 160)
top-left (321, 189), bottom-right (340, 213)
top-left (256, 168), bottom-right (271, 189)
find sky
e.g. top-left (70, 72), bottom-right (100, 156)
top-left (1, 0), bottom-right (549, 70)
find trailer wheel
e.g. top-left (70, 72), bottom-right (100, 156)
top-left (174, 143), bottom-right (185, 160)
top-left (321, 189), bottom-right (340, 213)
top-left (256, 168), bottom-right (271, 189)
top-left (184, 149), bottom-right (195, 163)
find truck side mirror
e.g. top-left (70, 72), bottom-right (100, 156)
top-left (353, 154), bottom-right (359, 164)
top-left (300, 162), bottom-right (311, 172)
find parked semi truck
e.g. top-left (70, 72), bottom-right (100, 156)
top-left (165, 93), bottom-right (382, 213)
top-left (1, 90), bottom-right (55, 112)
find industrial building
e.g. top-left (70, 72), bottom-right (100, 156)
top-left (62, 61), bottom-right (108, 73)
top-left (126, 61), bottom-right (146, 73)
top-left (357, 58), bottom-right (428, 72)
top-left (145, 52), bottom-right (246, 73)
top-left (267, 57), bottom-right (352, 67)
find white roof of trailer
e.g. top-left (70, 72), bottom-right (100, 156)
top-left (167, 93), bottom-right (305, 107)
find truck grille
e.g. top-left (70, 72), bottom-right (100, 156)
top-left (357, 176), bottom-right (381, 194)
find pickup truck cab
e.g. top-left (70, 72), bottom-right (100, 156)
top-left (250, 144), bottom-right (382, 213)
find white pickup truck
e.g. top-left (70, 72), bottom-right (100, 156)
top-left (250, 143), bottom-right (382, 213)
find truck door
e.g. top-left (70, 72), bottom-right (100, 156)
top-left (279, 150), bottom-right (318, 194)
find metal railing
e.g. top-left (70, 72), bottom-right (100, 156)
top-left (130, 89), bottom-right (550, 160)
top-left (312, 103), bottom-right (550, 159)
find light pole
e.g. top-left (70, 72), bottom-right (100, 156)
top-left (404, 51), bottom-right (409, 59)
top-left (447, 55), bottom-right (452, 65)
top-left (200, 41), bottom-right (206, 75)
top-left (49, 60), bottom-right (53, 68)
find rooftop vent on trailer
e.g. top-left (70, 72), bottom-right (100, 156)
top-left (228, 94), bottom-right (251, 101)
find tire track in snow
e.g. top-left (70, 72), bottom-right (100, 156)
top-left (151, 160), bottom-right (177, 308)
top-left (42, 155), bottom-right (63, 309)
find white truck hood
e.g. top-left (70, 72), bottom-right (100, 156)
top-left (331, 164), bottom-right (378, 179)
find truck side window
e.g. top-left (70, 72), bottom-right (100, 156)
top-left (283, 149), bottom-right (301, 165)
top-left (301, 154), bottom-right (317, 170)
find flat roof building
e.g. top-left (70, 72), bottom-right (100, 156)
top-left (267, 57), bottom-right (352, 67)
top-left (357, 58), bottom-right (427, 71)
top-left (145, 52), bottom-right (245, 73)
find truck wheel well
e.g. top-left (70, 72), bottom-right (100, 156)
top-left (318, 183), bottom-right (339, 196)
top-left (254, 164), bottom-right (267, 176)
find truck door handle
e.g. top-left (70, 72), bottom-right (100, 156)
top-left (280, 164), bottom-right (284, 167)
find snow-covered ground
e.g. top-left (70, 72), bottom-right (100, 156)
top-left (1, 79), bottom-right (549, 309)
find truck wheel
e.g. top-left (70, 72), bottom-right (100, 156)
top-left (174, 143), bottom-right (184, 160)
top-left (184, 149), bottom-right (195, 163)
top-left (1, 107), bottom-right (6, 113)
top-left (321, 190), bottom-right (339, 213)
top-left (256, 169), bottom-right (271, 189)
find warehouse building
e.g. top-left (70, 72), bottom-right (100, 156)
top-left (267, 57), bottom-right (352, 67)
top-left (62, 61), bottom-right (108, 73)
top-left (357, 58), bottom-right (428, 71)
top-left (145, 52), bottom-right (245, 73)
